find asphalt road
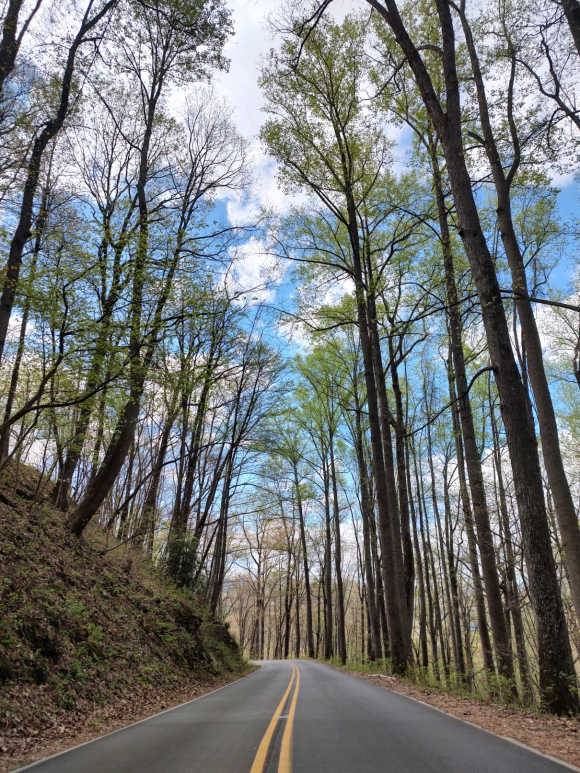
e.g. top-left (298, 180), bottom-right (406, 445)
top-left (16, 660), bottom-right (577, 773)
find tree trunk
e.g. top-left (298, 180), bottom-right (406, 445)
top-left (407, 445), bottom-right (428, 670)
top-left (490, 395), bottom-right (533, 699)
top-left (283, 552), bottom-right (292, 659)
top-left (431, 141), bottom-right (517, 693)
top-left (459, 5), bottom-right (580, 635)
top-left (443, 457), bottom-right (467, 681)
top-left (449, 374), bottom-right (495, 681)
top-left (426, 418), bottom-right (460, 679)
top-left (390, 344), bottom-right (415, 640)
top-left (53, 224), bottom-right (133, 510)
top-left (0, 0), bottom-right (44, 99)
top-left (295, 558), bottom-right (301, 658)
top-left (413, 441), bottom-right (441, 680)
top-left (365, 274), bottom-right (409, 651)
top-left (330, 430), bottom-right (347, 665)
top-left (560, 0), bottom-right (580, 57)
top-left (137, 399), bottom-right (178, 553)
top-left (353, 398), bottom-right (382, 660)
top-left (323, 457), bottom-right (334, 661)
top-left (293, 460), bottom-right (315, 658)
top-left (349, 255), bottom-right (407, 671)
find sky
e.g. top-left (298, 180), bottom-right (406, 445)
top-left (212, 0), bottom-right (294, 225)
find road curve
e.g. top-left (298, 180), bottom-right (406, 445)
top-left (15, 660), bottom-right (576, 773)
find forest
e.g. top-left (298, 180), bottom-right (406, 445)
top-left (1, 0), bottom-right (580, 725)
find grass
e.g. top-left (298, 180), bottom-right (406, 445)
top-left (324, 656), bottom-right (536, 711)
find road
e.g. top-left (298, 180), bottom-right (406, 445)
top-left (16, 660), bottom-right (577, 773)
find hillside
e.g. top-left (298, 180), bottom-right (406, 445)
top-left (0, 463), bottom-right (249, 771)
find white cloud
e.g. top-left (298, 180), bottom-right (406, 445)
top-left (550, 170), bottom-right (577, 190)
top-left (6, 312), bottom-right (25, 345)
top-left (224, 236), bottom-right (286, 305)
top-left (214, 0), bottom-right (360, 137)
top-left (212, 0), bottom-right (362, 220)
top-left (323, 276), bottom-right (355, 306)
top-left (218, 149), bottom-right (297, 225)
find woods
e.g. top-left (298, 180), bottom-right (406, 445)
top-left (2, 0), bottom-right (580, 724)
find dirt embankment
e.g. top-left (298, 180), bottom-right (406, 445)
top-left (0, 463), bottom-right (249, 772)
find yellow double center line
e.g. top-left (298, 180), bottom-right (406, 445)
top-left (250, 664), bottom-right (300, 773)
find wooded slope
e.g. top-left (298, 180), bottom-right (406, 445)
top-left (0, 463), bottom-right (242, 761)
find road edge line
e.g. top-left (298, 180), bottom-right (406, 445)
top-left (11, 666), bottom-right (264, 773)
top-left (399, 691), bottom-right (580, 773)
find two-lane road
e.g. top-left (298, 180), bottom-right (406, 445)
top-left (16, 660), bottom-right (577, 772)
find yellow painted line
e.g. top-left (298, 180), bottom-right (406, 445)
top-left (278, 665), bottom-right (300, 773)
top-left (250, 664), bottom-right (296, 773)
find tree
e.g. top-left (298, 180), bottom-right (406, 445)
top-left (261, 15), bottom-right (411, 673)
top-left (0, 0), bottom-right (120, 363)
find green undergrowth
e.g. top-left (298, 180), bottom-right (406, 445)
top-left (325, 657), bottom-right (537, 712)
top-left (0, 463), bottom-right (245, 734)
